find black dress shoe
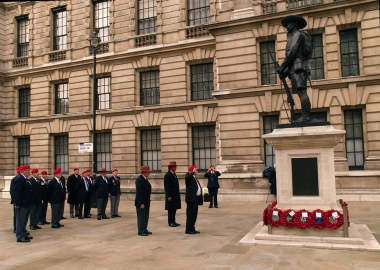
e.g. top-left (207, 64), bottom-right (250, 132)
top-left (111, 215), bottom-right (115, 218)
top-left (58, 224), bottom-right (64, 227)
top-left (61, 217), bottom-right (67, 219)
top-left (26, 232), bottom-right (30, 235)
top-left (43, 221), bottom-right (51, 224)
top-left (36, 225), bottom-right (42, 229)
top-left (17, 238), bottom-right (30, 243)
top-left (144, 230), bottom-right (152, 235)
top-left (209, 206), bottom-right (213, 208)
top-left (70, 214), bottom-right (75, 218)
top-left (84, 215), bottom-right (91, 218)
top-left (51, 225), bottom-right (60, 229)
top-left (78, 217), bottom-right (84, 219)
top-left (37, 222), bottom-right (44, 225)
top-left (185, 231), bottom-right (195, 235)
top-left (29, 226), bottom-right (37, 230)
top-left (102, 216), bottom-right (110, 219)
top-left (174, 222), bottom-right (181, 226)
top-left (115, 215), bottom-right (121, 217)
top-left (97, 216), bottom-right (102, 220)
top-left (26, 236), bottom-right (33, 240)
top-left (215, 206), bottom-right (218, 208)
top-left (138, 232), bottom-right (148, 236)
top-left (194, 230), bottom-right (200, 234)
top-left (169, 223), bottom-right (177, 227)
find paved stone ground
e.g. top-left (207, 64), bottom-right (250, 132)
top-left (0, 199), bottom-right (379, 270)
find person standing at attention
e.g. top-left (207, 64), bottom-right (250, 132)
top-left (164, 161), bottom-right (181, 227)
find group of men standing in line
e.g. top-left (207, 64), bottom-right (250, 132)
top-left (135, 161), bottom-right (221, 236)
top-left (10, 165), bottom-right (121, 243)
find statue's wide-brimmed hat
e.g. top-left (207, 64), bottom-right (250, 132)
top-left (281, 15), bottom-right (307, 29)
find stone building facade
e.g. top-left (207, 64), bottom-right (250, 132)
top-left (0, 0), bottom-right (379, 200)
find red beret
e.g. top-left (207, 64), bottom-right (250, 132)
top-left (16, 167), bottom-right (21, 173)
top-left (169, 161), bottom-right (177, 167)
top-left (53, 168), bottom-right (62, 174)
top-left (82, 171), bottom-right (87, 175)
top-left (73, 168), bottom-right (79, 171)
top-left (188, 165), bottom-right (196, 172)
top-left (40, 171), bottom-right (47, 175)
top-left (112, 168), bottom-right (118, 172)
top-left (31, 169), bottom-right (38, 173)
top-left (19, 165), bottom-right (30, 171)
top-left (98, 168), bottom-right (106, 173)
top-left (141, 166), bottom-right (150, 173)
top-left (85, 169), bottom-right (91, 173)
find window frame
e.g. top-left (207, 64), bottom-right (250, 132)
top-left (93, 0), bottom-right (110, 43)
top-left (55, 83), bottom-right (69, 114)
top-left (16, 16), bottom-right (29, 57)
top-left (137, 0), bottom-right (157, 35)
top-left (140, 70), bottom-right (160, 106)
top-left (18, 137), bottom-right (30, 166)
top-left (260, 40), bottom-right (277, 86)
top-left (190, 62), bottom-right (214, 101)
top-left (187, 0), bottom-right (210, 26)
top-left (192, 125), bottom-right (216, 171)
top-left (97, 76), bottom-right (111, 110)
top-left (52, 7), bottom-right (67, 51)
top-left (141, 129), bottom-right (161, 172)
top-left (340, 28), bottom-right (360, 77)
top-left (97, 132), bottom-right (112, 171)
top-left (54, 135), bottom-right (69, 173)
top-left (309, 34), bottom-right (324, 80)
top-left (263, 115), bottom-right (278, 167)
top-left (344, 109), bottom-right (365, 170)
top-left (18, 88), bottom-right (30, 118)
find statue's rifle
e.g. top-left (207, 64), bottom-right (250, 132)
top-left (265, 41), bottom-right (296, 122)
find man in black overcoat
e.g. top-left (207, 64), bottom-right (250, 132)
top-left (13, 165), bottom-right (33, 242)
top-left (108, 169), bottom-right (121, 218)
top-left (94, 168), bottom-right (110, 220)
top-left (164, 161), bottom-right (181, 227)
top-left (135, 166), bottom-right (152, 236)
top-left (10, 167), bottom-right (20, 233)
top-left (47, 168), bottom-right (65, 228)
top-left (185, 165), bottom-right (202, 235)
top-left (76, 171), bottom-right (89, 219)
top-left (38, 170), bottom-right (50, 225)
top-left (29, 169), bottom-right (42, 230)
top-left (67, 167), bottom-right (80, 218)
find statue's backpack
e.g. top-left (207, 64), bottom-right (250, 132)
top-left (300, 30), bottom-right (313, 60)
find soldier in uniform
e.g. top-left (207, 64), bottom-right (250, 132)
top-left (38, 170), bottom-right (50, 225)
top-left (135, 166), bottom-right (152, 236)
top-left (67, 168), bottom-right (80, 218)
top-left (85, 169), bottom-right (94, 217)
top-left (185, 165), bottom-right (202, 235)
top-left (108, 169), bottom-right (121, 218)
top-left (10, 166), bottom-right (21, 233)
top-left (48, 168), bottom-right (65, 229)
top-left (164, 161), bottom-right (181, 227)
top-left (29, 169), bottom-right (42, 230)
top-left (276, 15), bottom-right (311, 123)
top-left (94, 168), bottom-right (110, 220)
top-left (76, 170), bottom-right (89, 219)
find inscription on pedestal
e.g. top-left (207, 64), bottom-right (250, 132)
top-left (292, 157), bottom-right (319, 196)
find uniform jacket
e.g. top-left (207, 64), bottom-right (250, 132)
top-left (280, 31), bottom-right (306, 75)
top-left (67, 173), bottom-right (80, 204)
top-left (39, 177), bottom-right (49, 203)
top-left (47, 177), bottom-right (65, 204)
top-left (29, 177), bottom-right (42, 205)
top-left (12, 174), bottom-right (33, 208)
top-left (9, 174), bottom-right (18, 204)
top-left (75, 177), bottom-right (89, 202)
top-left (164, 170), bottom-right (181, 210)
top-left (134, 175), bottom-right (151, 208)
top-left (94, 175), bottom-right (109, 199)
top-left (204, 171), bottom-right (221, 189)
top-left (108, 175), bottom-right (121, 196)
top-left (185, 172), bottom-right (200, 203)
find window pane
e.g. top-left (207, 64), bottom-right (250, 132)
top-left (260, 41), bottom-right (276, 85)
top-left (97, 77), bottom-right (111, 109)
top-left (97, 132), bottom-right (112, 170)
top-left (17, 17), bottom-right (29, 57)
top-left (263, 115), bottom-right (278, 167)
top-left (188, 0), bottom-right (210, 26)
top-left (309, 34), bottom-right (324, 80)
top-left (138, 0), bottom-right (157, 34)
top-left (141, 129), bottom-right (161, 171)
top-left (19, 88), bottom-right (30, 118)
top-left (18, 137), bottom-right (30, 166)
top-left (140, 70), bottom-right (160, 105)
top-left (344, 109), bottom-right (364, 170)
top-left (191, 63), bottom-right (214, 101)
top-left (192, 125), bottom-right (216, 170)
top-left (340, 29), bottom-right (359, 77)
top-left (94, 0), bottom-right (110, 42)
top-left (53, 8), bottom-right (67, 50)
top-left (55, 135), bottom-right (69, 172)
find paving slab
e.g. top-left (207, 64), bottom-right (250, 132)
top-left (0, 199), bottom-right (379, 269)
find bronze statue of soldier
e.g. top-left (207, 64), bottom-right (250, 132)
top-left (276, 15), bottom-right (311, 123)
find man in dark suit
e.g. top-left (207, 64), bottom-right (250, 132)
top-left (108, 169), bottom-right (121, 218)
top-left (38, 170), bottom-right (50, 225)
top-left (135, 166), bottom-right (152, 236)
top-left (47, 168), bottom-right (65, 228)
top-left (67, 168), bottom-right (80, 218)
top-left (13, 165), bottom-right (33, 242)
top-left (29, 169), bottom-right (42, 230)
top-left (185, 165), bottom-right (202, 235)
top-left (84, 169), bottom-right (93, 218)
top-left (94, 168), bottom-right (110, 220)
top-left (204, 165), bottom-right (221, 208)
top-left (76, 171), bottom-right (89, 219)
top-left (164, 161), bottom-right (181, 227)
top-left (10, 166), bottom-right (21, 233)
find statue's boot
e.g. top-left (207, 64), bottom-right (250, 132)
top-left (293, 105), bottom-right (311, 123)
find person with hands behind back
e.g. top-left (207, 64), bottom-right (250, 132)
top-left (185, 165), bottom-right (202, 235)
top-left (135, 166), bottom-right (152, 236)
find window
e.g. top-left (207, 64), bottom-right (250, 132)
top-left (191, 63), bottom-right (214, 100)
top-left (260, 41), bottom-right (276, 85)
top-left (55, 135), bottom-right (69, 173)
top-left (17, 16), bottom-right (29, 57)
top-left (141, 129), bottom-right (161, 171)
top-left (340, 29), bottom-right (359, 77)
top-left (309, 34), bottom-right (324, 80)
top-left (344, 109), bottom-right (364, 170)
top-left (188, 0), bottom-right (210, 26)
top-left (55, 83), bottom-right (69, 114)
top-left (97, 132), bottom-right (112, 171)
top-left (97, 77), bottom-right (111, 109)
top-left (263, 115), bottom-right (278, 167)
top-left (18, 137), bottom-right (30, 166)
top-left (138, 0), bottom-right (157, 35)
top-left (140, 70), bottom-right (159, 105)
top-left (93, 0), bottom-right (110, 42)
top-left (192, 125), bottom-right (216, 170)
top-left (19, 88), bottom-right (30, 118)
top-left (53, 7), bottom-right (67, 50)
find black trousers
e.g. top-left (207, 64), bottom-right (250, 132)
top-left (69, 204), bottom-right (79, 216)
top-left (30, 203), bottom-right (41, 227)
top-left (186, 200), bottom-right (198, 232)
top-left (13, 206), bottom-right (16, 232)
top-left (208, 187), bottom-right (219, 207)
top-left (168, 209), bottom-right (177, 225)
top-left (51, 203), bottom-right (62, 227)
top-left (39, 200), bottom-right (49, 222)
top-left (136, 206), bottom-right (150, 234)
top-left (97, 198), bottom-right (108, 217)
top-left (59, 201), bottom-right (65, 219)
top-left (84, 193), bottom-right (92, 216)
top-left (15, 206), bottom-right (30, 240)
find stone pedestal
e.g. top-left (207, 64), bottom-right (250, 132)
top-left (263, 125), bottom-right (346, 211)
